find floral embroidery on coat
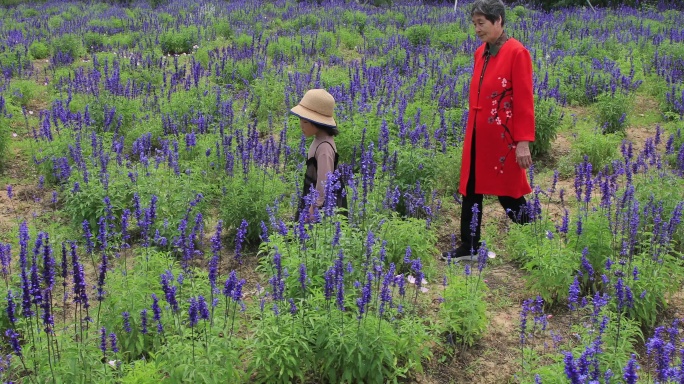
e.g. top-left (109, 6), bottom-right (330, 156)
top-left (487, 77), bottom-right (516, 174)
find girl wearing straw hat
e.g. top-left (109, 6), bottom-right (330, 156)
top-left (290, 89), bottom-right (347, 222)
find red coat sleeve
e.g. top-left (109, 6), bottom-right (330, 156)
top-left (511, 47), bottom-right (535, 142)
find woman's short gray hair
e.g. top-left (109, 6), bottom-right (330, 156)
top-left (471, 0), bottom-right (506, 27)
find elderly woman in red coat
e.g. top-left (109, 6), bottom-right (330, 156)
top-left (443, 0), bottom-right (535, 260)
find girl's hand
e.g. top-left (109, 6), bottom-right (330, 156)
top-left (304, 205), bottom-right (317, 224)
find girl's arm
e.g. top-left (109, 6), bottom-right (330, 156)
top-left (314, 142), bottom-right (336, 207)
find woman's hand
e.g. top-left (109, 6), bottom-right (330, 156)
top-left (515, 141), bottom-right (532, 169)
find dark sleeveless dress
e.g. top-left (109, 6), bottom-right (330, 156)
top-left (295, 141), bottom-right (348, 221)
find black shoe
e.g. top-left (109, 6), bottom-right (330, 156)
top-left (441, 244), bottom-right (478, 261)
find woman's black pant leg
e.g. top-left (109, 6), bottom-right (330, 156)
top-left (498, 195), bottom-right (529, 224)
top-left (461, 193), bottom-right (484, 249)
top-left (460, 128), bottom-right (484, 249)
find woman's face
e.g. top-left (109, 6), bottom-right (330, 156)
top-left (300, 118), bottom-right (318, 137)
top-left (472, 14), bottom-right (503, 45)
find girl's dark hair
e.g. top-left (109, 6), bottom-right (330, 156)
top-left (311, 121), bottom-right (340, 136)
top-left (471, 0), bottom-right (506, 27)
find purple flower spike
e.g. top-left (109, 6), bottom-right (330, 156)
top-left (140, 309), bottom-right (148, 334)
top-left (6, 290), bottom-right (16, 326)
top-left (109, 332), bottom-right (119, 353)
top-left (568, 276), bottom-right (580, 310)
top-left (580, 248), bottom-right (594, 280)
top-left (298, 263), bottom-right (307, 293)
top-left (6, 329), bottom-right (21, 356)
top-left (188, 297), bottom-right (198, 327)
top-left (259, 221), bottom-right (269, 243)
top-left (623, 354), bottom-right (639, 384)
top-left (122, 311), bottom-right (131, 333)
top-left (100, 327), bottom-right (107, 355)
top-left (197, 295), bottom-right (209, 320)
top-left (563, 352), bottom-right (581, 384)
top-left (234, 220), bottom-right (248, 264)
top-left (151, 294), bottom-right (163, 333)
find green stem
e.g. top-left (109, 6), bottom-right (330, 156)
top-left (191, 326), bottom-right (196, 366)
top-left (204, 320), bottom-right (208, 353)
top-left (46, 332), bottom-right (55, 383)
top-left (229, 300), bottom-right (239, 338)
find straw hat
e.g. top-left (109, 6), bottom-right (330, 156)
top-left (289, 89), bottom-right (337, 128)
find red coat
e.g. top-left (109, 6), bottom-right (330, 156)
top-left (459, 38), bottom-right (535, 198)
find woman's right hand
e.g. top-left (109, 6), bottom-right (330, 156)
top-left (515, 141), bottom-right (532, 169)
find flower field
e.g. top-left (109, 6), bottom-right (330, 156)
top-left (0, 0), bottom-right (684, 382)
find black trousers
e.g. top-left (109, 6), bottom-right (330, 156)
top-left (461, 129), bottom-right (529, 249)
